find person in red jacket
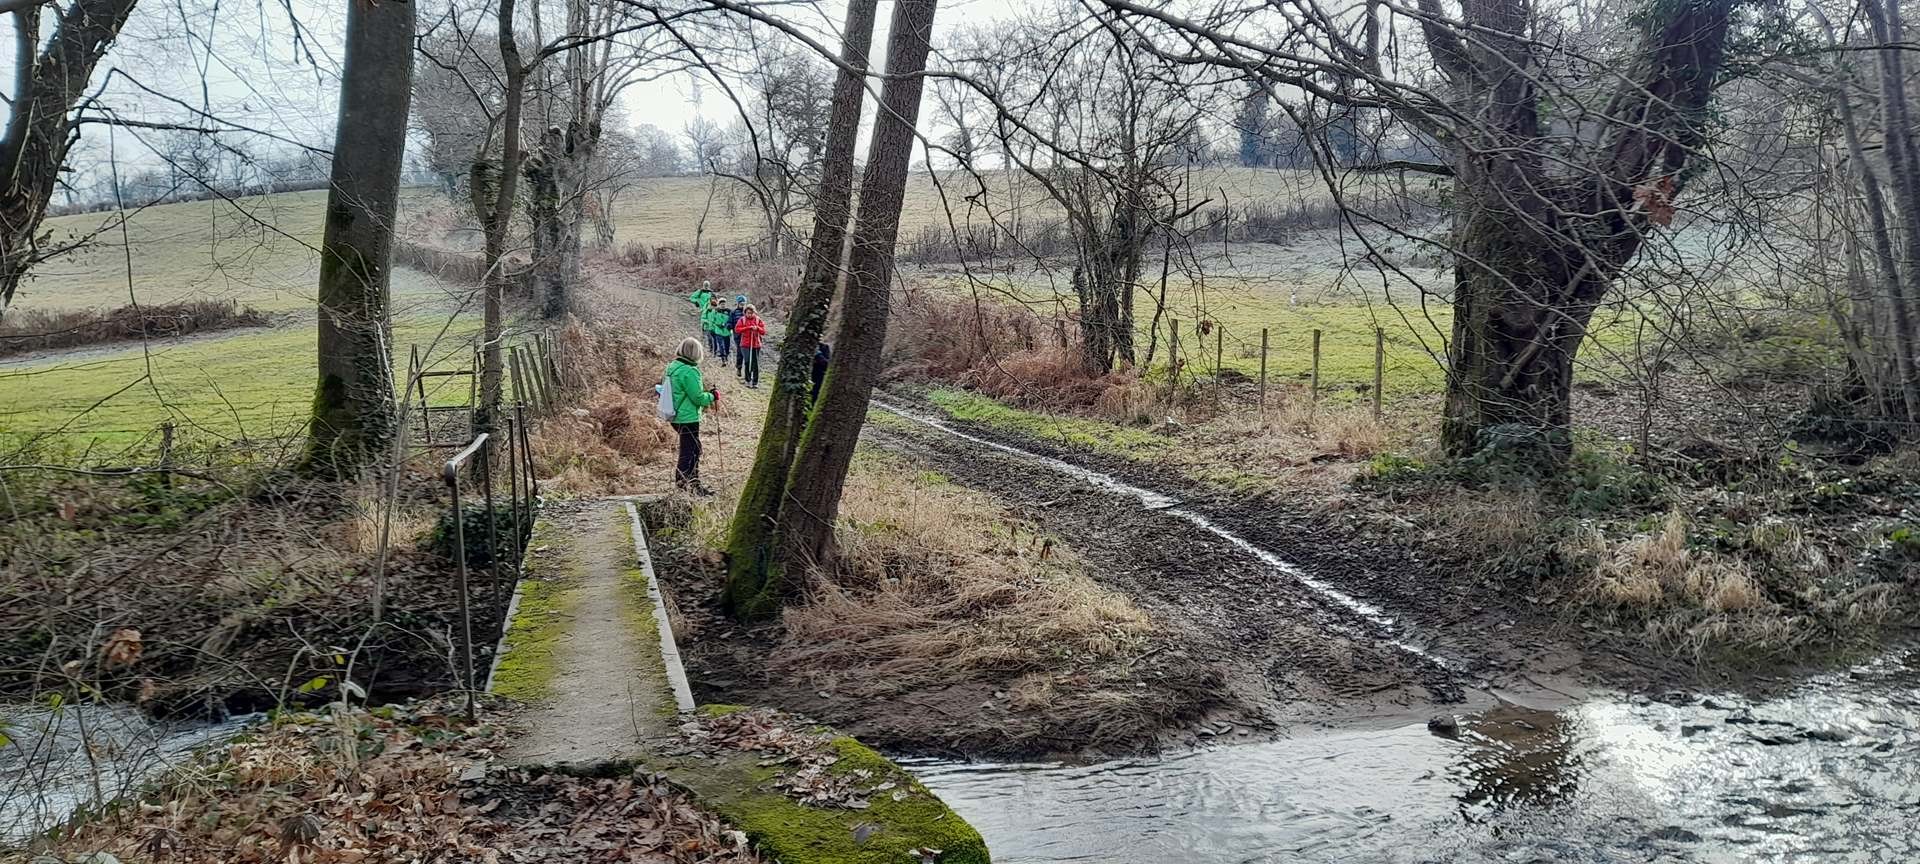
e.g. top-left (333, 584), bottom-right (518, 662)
top-left (733, 304), bottom-right (768, 388)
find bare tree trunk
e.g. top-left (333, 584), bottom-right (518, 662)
top-left (479, 0), bottom-right (528, 431)
top-left (1833, 70), bottom-right (1920, 419)
top-left (304, 0), bottom-right (414, 477)
top-left (1437, 0), bottom-right (1734, 457)
top-left (771, 0), bottom-right (939, 594)
top-left (0, 0), bottom-right (141, 319)
top-left (722, 0), bottom-right (880, 619)
top-left (1860, 0), bottom-right (1920, 420)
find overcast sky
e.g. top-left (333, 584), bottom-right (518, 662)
top-left (0, 0), bottom-right (1032, 192)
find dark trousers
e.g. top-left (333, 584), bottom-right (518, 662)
top-left (741, 346), bottom-right (761, 386)
top-left (734, 335), bottom-right (746, 374)
top-left (709, 333), bottom-right (729, 361)
top-left (673, 422), bottom-right (702, 486)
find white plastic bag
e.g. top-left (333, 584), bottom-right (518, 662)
top-left (655, 375), bottom-right (677, 423)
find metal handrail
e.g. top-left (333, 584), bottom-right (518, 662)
top-left (435, 404), bottom-right (545, 720)
top-left (442, 432), bottom-right (490, 720)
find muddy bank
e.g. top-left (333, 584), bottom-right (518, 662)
top-left (0, 469), bottom-right (518, 721)
top-left (879, 389), bottom-right (1764, 694)
top-left (648, 501), bottom-right (1227, 761)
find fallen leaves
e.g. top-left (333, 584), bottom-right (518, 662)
top-left (101, 628), bottom-right (142, 668)
top-left (1633, 174), bottom-right (1677, 227)
top-left (37, 698), bottom-right (767, 864)
top-left (678, 708), bottom-right (913, 811)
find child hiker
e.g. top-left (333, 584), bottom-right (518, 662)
top-left (734, 304), bottom-right (768, 388)
top-left (704, 299), bottom-right (732, 363)
top-left (727, 295), bottom-right (748, 377)
top-left (665, 337), bottom-right (719, 495)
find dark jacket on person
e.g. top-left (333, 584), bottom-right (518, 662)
top-left (810, 343), bottom-right (831, 401)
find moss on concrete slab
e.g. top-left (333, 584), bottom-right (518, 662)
top-left (489, 519), bottom-right (580, 702)
top-left (510, 504), bottom-right (992, 862)
top-left (653, 739), bottom-right (989, 864)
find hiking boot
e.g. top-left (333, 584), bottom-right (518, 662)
top-left (689, 482), bottom-right (715, 497)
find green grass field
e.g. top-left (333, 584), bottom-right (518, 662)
top-left (0, 315), bottom-right (520, 456)
top-left (0, 168), bottom-right (1429, 454)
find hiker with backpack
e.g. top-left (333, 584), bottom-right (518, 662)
top-left (657, 337), bottom-right (719, 495)
top-left (728, 295), bottom-right (748, 378)
top-left (734, 305), bottom-right (768, 388)
top-left (811, 342), bottom-right (831, 404)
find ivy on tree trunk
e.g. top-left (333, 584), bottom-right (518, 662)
top-left (722, 0), bottom-right (881, 619)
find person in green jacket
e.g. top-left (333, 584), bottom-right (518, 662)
top-left (705, 298), bottom-right (733, 363)
top-left (689, 280), bottom-right (713, 317)
top-left (666, 336), bottom-right (718, 495)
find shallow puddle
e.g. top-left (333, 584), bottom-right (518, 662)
top-left (907, 650), bottom-right (1919, 863)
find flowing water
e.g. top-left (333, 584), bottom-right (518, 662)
top-left (0, 703), bottom-right (254, 843)
top-left (909, 649), bottom-right (1919, 863)
top-left (871, 401), bottom-right (1920, 862)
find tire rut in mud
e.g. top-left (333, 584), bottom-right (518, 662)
top-left (861, 409), bottom-right (1469, 731)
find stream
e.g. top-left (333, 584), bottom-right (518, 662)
top-left (871, 400), bottom-right (1920, 862)
top-left (909, 649), bottom-right (1919, 863)
top-left (0, 704), bottom-right (254, 843)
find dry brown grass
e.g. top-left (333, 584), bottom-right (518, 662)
top-left (684, 452), bottom-right (1153, 701)
top-left (778, 471), bottom-right (1151, 695)
top-left (1568, 510), bottom-right (1822, 655)
top-left (334, 481), bottom-right (438, 556)
top-left (532, 315), bottom-right (681, 495)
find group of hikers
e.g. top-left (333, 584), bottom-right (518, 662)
top-left (692, 281), bottom-right (769, 388)
top-left (660, 280), bottom-right (832, 495)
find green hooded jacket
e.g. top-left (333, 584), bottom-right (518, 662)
top-left (666, 358), bottom-right (714, 424)
top-left (690, 287), bottom-right (713, 312)
top-left (703, 307), bottom-right (731, 336)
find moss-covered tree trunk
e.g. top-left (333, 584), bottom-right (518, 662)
top-left (1860, 0), bottom-right (1920, 420)
top-left (771, 0), bottom-right (940, 587)
top-left (304, 0), bottom-right (415, 477)
top-left (721, 0), bottom-right (881, 619)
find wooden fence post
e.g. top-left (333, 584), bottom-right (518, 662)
top-left (528, 343), bottom-right (554, 409)
top-left (158, 422), bottom-right (174, 488)
top-left (1258, 327), bottom-right (1269, 414)
top-left (1373, 327), bottom-right (1385, 420)
top-left (509, 347), bottom-right (531, 413)
top-left (1167, 317), bottom-right (1180, 401)
top-left (1310, 328), bottom-right (1323, 413)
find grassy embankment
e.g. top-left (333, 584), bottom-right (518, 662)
top-left (2, 191), bottom-right (530, 453)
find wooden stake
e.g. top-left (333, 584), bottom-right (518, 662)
top-left (1310, 328), bottom-right (1322, 412)
top-left (1258, 328), bottom-right (1269, 413)
top-left (158, 422), bottom-right (174, 488)
top-left (507, 347), bottom-right (525, 411)
top-left (1168, 317), bottom-right (1180, 400)
top-left (1373, 327), bottom-right (1385, 420)
top-left (1215, 324), bottom-right (1225, 407)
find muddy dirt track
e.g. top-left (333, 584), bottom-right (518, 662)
top-left (861, 391), bottom-right (1666, 738)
